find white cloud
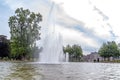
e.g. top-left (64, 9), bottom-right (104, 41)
top-left (90, 0), bottom-right (120, 40)
top-left (4, 0), bottom-right (25, 10)
top-left (55, 25), bottom-right (99, 54)
top-left (3, 0), bottom-right (120, 54)
top-left (51, 0), bottom-right (120, 54)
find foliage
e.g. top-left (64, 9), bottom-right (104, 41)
top-left (63, 44), bottom-right (83, 61)
top-left (0, 42), bottom-right (10, 58)
top-left (63, 45), bottom-right (72, 54)
top-left (8, 8), bottom-right (42, 60)
top-left (72, 45), bottom-right (83, 57)
top-left (98, 41), bottom-right (120, 60)
top-left (0, 35), bottom-right (10, 58)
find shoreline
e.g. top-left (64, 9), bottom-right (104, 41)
top-left (1, 60), bottom-right (120, 63)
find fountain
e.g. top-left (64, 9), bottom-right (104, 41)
top-left (39, 2), bottom-right (65, 63)
top-left (65, 52), bottom-right (69, 62)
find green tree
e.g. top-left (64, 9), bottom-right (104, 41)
top-left (0, 35), bottom-right (10, 58)
top-left (98, 43), bottom-right (108, 60)
top-left (8, 8), bottom-right (42, 60)
top-left (63, 44), bottom-right (83, 62)
top-left (98, 41), bottom-right (120, 61)
top-left (72, 45), bottom-right (83, 57)
top-left (63, 45), bottom-right (72, 54)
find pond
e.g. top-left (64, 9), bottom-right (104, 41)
top-left (0, 62), bottom-right (120, 80)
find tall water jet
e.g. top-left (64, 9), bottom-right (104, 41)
top-left (39, 2), bottom-right (64, 63)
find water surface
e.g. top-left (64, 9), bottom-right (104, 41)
top-left (0, 62), bottom-right (120, 80)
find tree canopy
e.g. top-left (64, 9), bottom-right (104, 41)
top-left (98, 41), bottom-right (120, 60)
top-left (8, 8), bottom-right (42, 60)
top-left (0, 35), bottom-right (10, 58)
top-left (63, 44), bottom-right (83, 61)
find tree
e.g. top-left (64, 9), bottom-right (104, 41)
top-left (63, 45), bottom-right (72, 54)
top-left (63, 44), bottom-right (83, 61)
top-left (8, 8), bottom-right (42, 60)
top-left (72, 45), bottom-right (83, 57)
top-left (0, 35), bottom-right (10, 58)
top-left (98, 41), bottom-right (120, 61)
top-left (0, 42), bottom-right (10, 58)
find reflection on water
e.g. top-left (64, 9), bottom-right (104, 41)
top-left (5, 62), bottom-right (43, 80)
top-left (0, 62), bottom-right (120, 80)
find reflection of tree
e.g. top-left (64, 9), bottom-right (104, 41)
top-left (6, 63), bottom-right (42, 80)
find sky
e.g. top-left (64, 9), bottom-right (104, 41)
top-left (0, 0), bottom-right (120, 55)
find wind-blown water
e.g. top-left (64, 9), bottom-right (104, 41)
top-left (40, 33), bottom-right (64, 63)
top-left (39, 3), bottom-right (64, 63)
top-left (2, 62), bottom-right (120, 80)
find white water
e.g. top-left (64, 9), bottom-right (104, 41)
top-left (65, 52), bottom-right (69, 62)
top-left (39, 3), bottom-right (65, 63)
top-left (40, 33), bottom-right (64, 63)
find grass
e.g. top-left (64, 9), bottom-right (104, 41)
top-left (100, 60), bottom-right (120, 63)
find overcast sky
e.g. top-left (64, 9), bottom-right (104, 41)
top-left (0, 0), bottom-right (120, 55)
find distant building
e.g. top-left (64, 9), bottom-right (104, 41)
top-left (83, 52), bottom-right (103, 62)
